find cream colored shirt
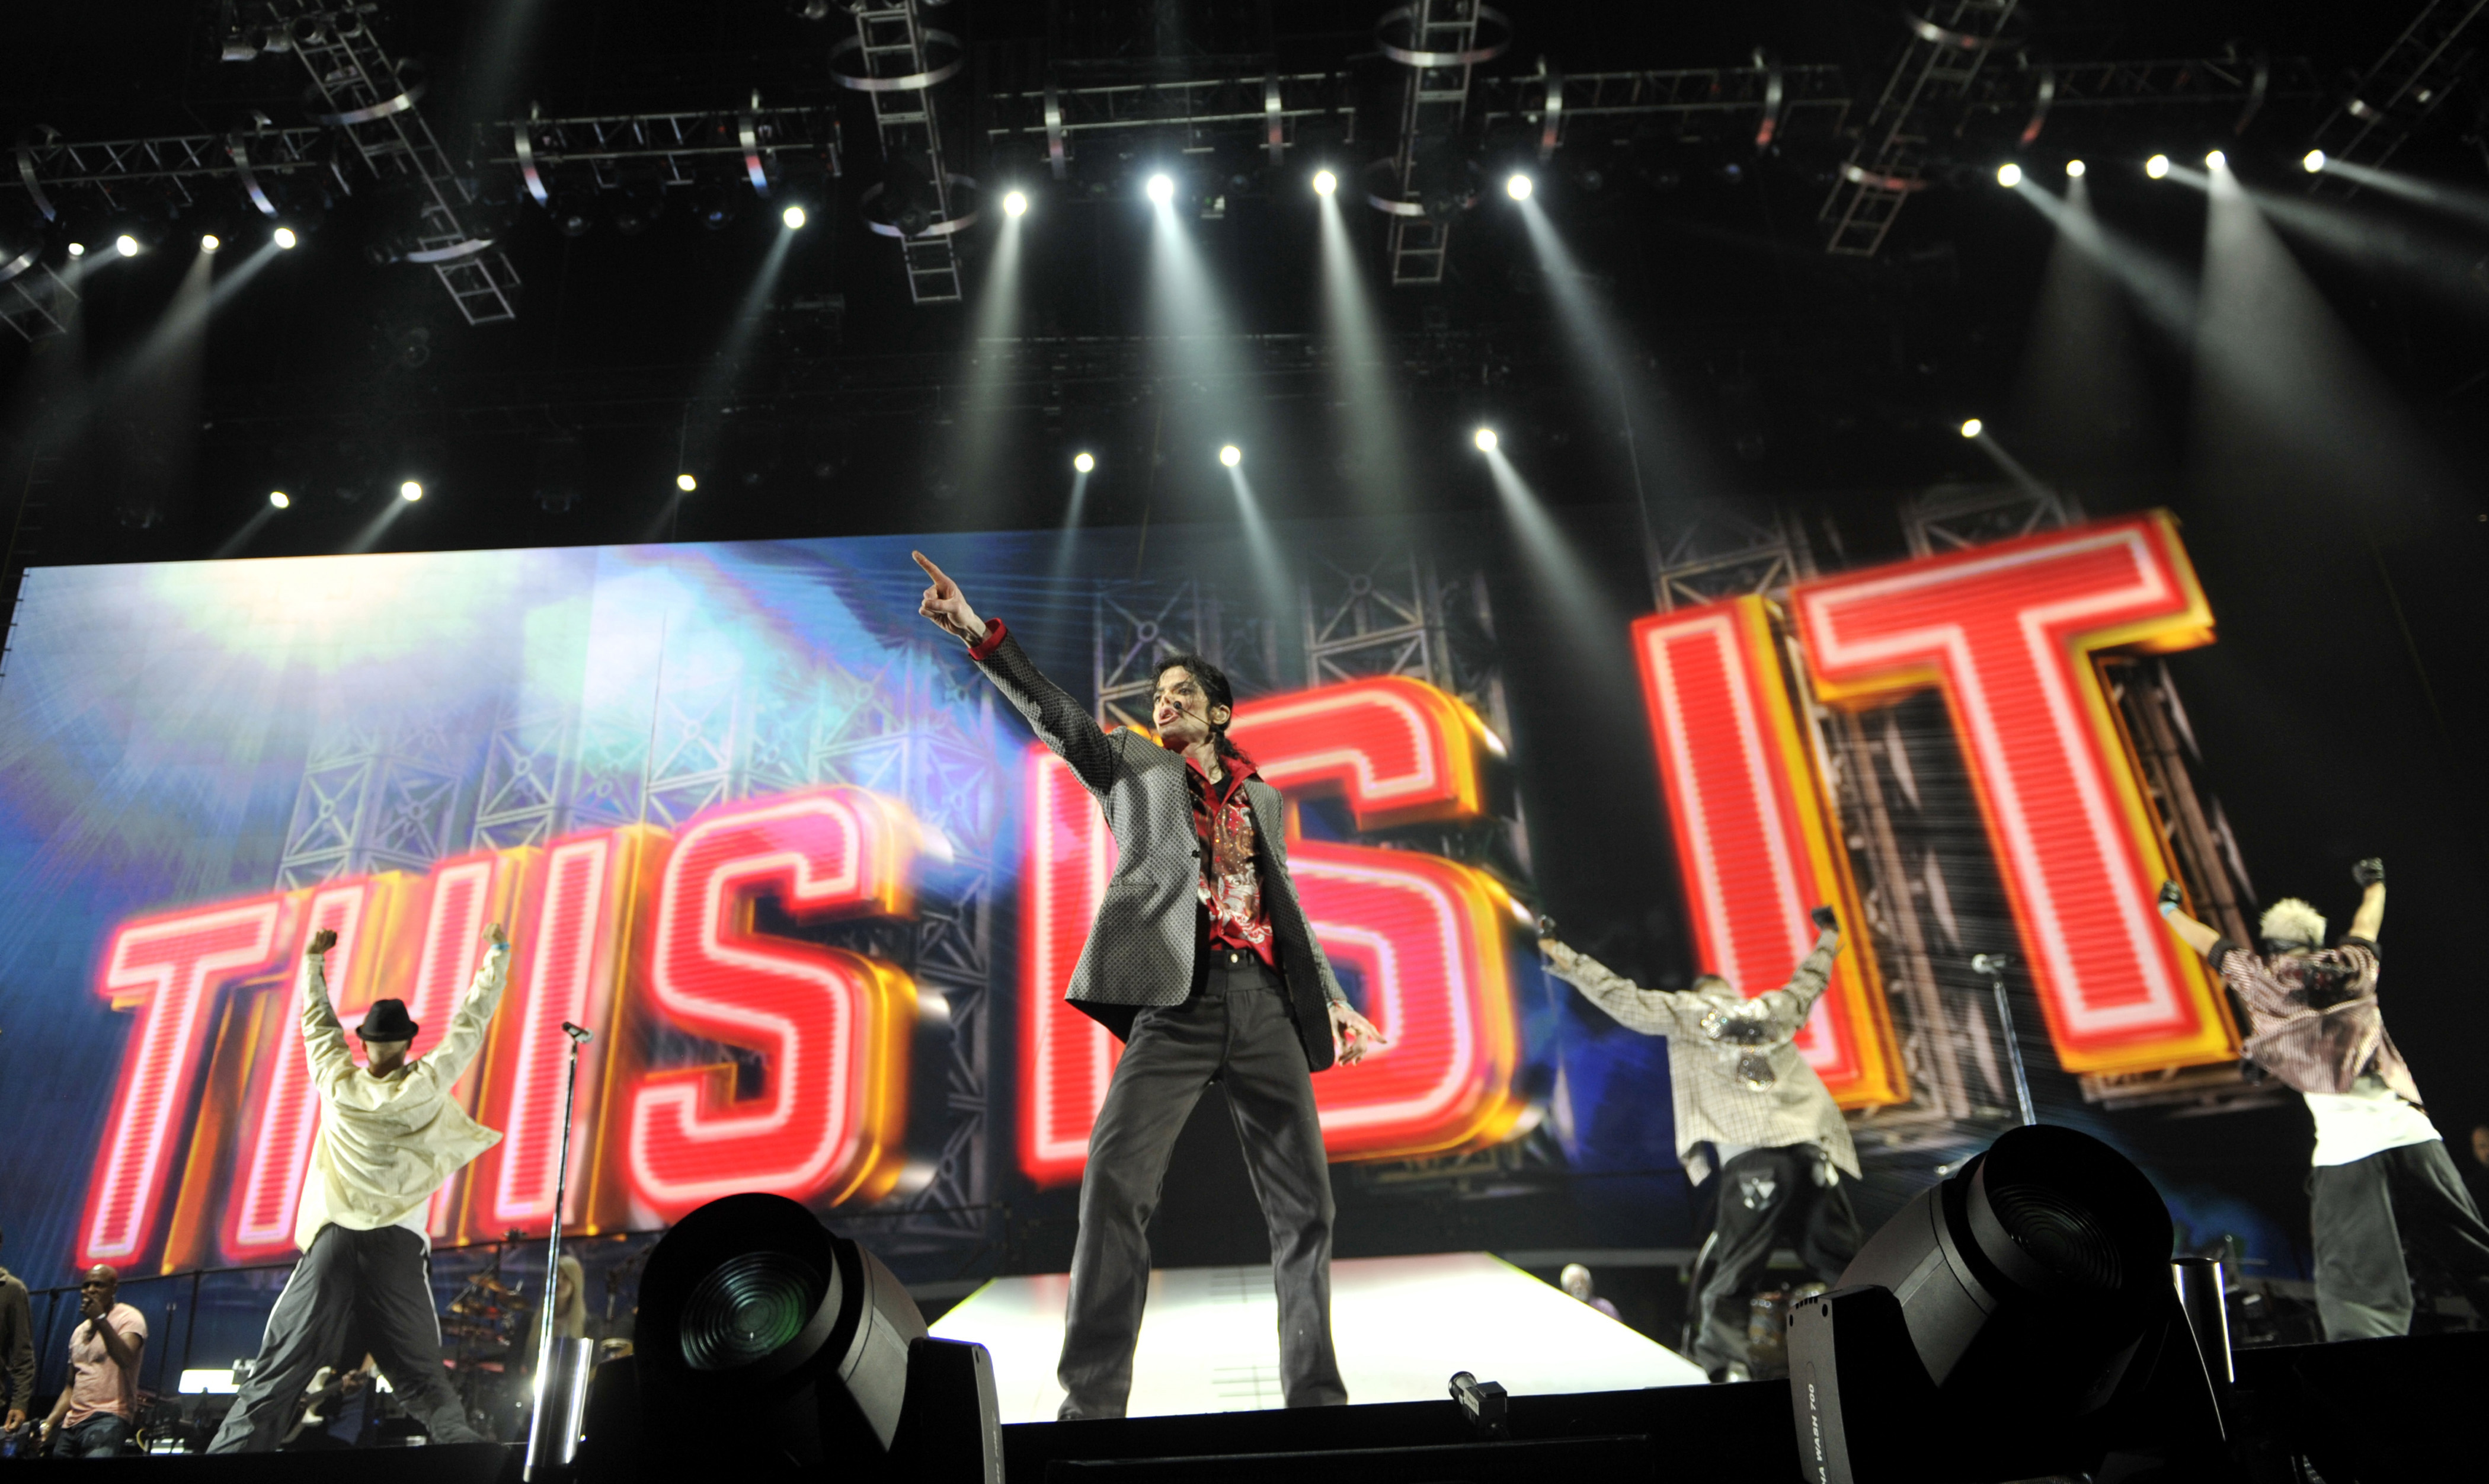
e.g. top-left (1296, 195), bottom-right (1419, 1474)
top-left (293, 943), bottom-right (510, 1252)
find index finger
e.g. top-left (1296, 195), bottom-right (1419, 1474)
top-left (910, 550), bottom-right (952, 587)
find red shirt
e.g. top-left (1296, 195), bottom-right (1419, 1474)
top-left (1185, 751), bottom-right (1277, 967)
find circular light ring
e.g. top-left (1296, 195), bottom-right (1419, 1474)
top-left (0, 244), bottom-right (39, 287)
top-left (15, 125), bottom-right (62, 223)
top-left (402, 238), bottom-right (494, 264)
top-left (306, 60), bottom-right (426, 127)
top-left (1838, 160), bottom-right (1933, 193)
top-left (680, 1251), bottom-right (829, 1373)
top-left (859, 175), bottom-right (981, 239)
top-left (1903, 3), bottom-right (2031, 53)
top-left (828, 28), bottom-right (965, 94)
top-left (1374, 4), bottom-right (1512, 68)
top-left (1361, 156), bottom-right (1429, 218)
top-left (1957, 1125), bottom-right (2171, 1306)
top-left (226, 132), bottom-right (281, 218)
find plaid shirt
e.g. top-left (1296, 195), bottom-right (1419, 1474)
top-left (2206, 936), bottom-right (2423, 1105)
top-left (1541, 938), bottom-right (1858, 1179)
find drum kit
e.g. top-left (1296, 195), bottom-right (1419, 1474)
top-left (443, 1258), bottom-right (536, 1440)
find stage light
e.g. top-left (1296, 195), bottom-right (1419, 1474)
top-left (1313, 169), bottom-right (1338, 197)
top-left (398, 480), bottom-right (423, 502)
top-left (1789, 1125), bottom-right (2222, 1482)
top-left (2065, 159), bottom-right (2085, 178)
top-left (67, 241), bottom-right (84, 257)
top-left (2303, 149), bottom-right (2327, 173)
top-left (1218, 444), bottom-right (1242, 467)
top-left (200, 234), bottom-right (221, 253)
top-left (1473, 427), bottom-right (1498, 452)
top-left (2145, 154), bottom-right (2170, 180)
top-left (1996, 162), bottom-right (2023, 188)
top-left (1505, 172), bottom-right (1533, 202)
top-left (781, 204), bottom-right (807, 229)
top-left (570, 1193), bottom-right (1000, 1483)
top-left (273, 226), bottom-right (297, 250)
top-left (1146, 173), bottom-right (1175, 206)
top-left (268, 491), bottom-right (290, 510)
top-left (115, 235), bottom-right (139, 257)
top-left (2205, 149), bottom-right (2227, 171)
top-left (1960, 417), bottom-right (1983, 438)
top-left (675, 473), bottom-right (698, 492)
top-left (1003, 190), bottom-right (1028, 218)
top-left (1072, 451), bottom-right (1094, 473)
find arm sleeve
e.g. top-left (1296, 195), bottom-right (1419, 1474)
top-left (415, 943), bottom-right (512, 1092)
top-left (2, 1282), bottom-right (33, 1415)
top-left (1540, 939), bottom-right (1690, 1037)
top-left (300, 958), bottom-right (357, 1096)
top-left (971, 628), bottom-right (1125, 795)
top-left (1747, 938), bottom-right (1839, 1038)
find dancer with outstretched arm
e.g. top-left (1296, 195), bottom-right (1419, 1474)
top-left (912, 551), bottom-right (1385, 1420)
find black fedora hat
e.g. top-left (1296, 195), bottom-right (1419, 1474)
top-left (357, 999), bottom-right (420, 1042)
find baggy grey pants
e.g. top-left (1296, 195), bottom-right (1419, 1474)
top-left (1057, 949), bottom-right (1348, 1419)
top-left (2311, 1137), bottom-right (2489, 1340)
top-left (208, 1223), bottom-right (482, 1452)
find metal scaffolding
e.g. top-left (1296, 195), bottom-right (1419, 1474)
top-left (834, 1), bottom-right (974, 305)
top-left (490, 106), bottom-right (840, 200)
top-left (1475, 62), bottom-right (1853, 151)
top-left (1371, 1), bottom-right (1508, 287)
top-left (987, 71), bottom-right (1349, 171)
top-left (1820, 1), bottom-right (2026, 257)
top-left (2308, 0), bottom-right (2489, 189)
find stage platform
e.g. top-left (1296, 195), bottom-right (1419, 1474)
top-left (926, 1251), bottom-right (1707, 1424)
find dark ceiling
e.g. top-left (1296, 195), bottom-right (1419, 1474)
top-left (1, 1), bottom-right (2483, 572)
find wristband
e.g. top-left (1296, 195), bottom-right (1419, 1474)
top-left (2157, 899), bottom-right (2178, 918)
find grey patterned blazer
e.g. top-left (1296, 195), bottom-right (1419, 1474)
top-left (972, 628), bottom-right (1348, 1072)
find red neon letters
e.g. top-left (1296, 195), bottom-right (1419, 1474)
top-left (1017, 677), bottom-right (1526, 1186)
top-left (78, 901), bottom-right (286, 1269)
top-left (1633, 597), bottom-right (1905, 1106)
top-left (627, 788), bottom-right (921, 1218)
top-left (1792, 512), bottom-right (2237, 1074)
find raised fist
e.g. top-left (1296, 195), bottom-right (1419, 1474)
top-left (2157, 880), bottom-right (2183, 912)
top-left (2352, 858), bottom-right (2385, 888)
top-left (307, 928), bottom-right (338, 958)
top-left (1809, 905), bottom-right (1838, 933)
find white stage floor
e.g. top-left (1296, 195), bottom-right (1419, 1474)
top-left (927, 1251), bottom-right (1707, 1424)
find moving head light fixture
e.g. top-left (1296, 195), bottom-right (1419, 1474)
top-left (575, 1193), bottom-right (1000, 1484)
top-left (1789, 1125), bottom-right (2224, 1483)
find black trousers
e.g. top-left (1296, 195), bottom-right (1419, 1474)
top-left (1689, 1145), bottom-right (1860, 1378)
top-left (1057, 949), bottom-right (1347, 1419)
top-left (208, 1224), bottom-right (481, 1452)
top-left (2310, 1138), bottom-right (2489, 1340)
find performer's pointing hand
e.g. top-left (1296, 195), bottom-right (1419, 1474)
top-left (1329, 1000), bottom-right (1388, 1066)
top-left (913, 551), bottom-right (988, 645)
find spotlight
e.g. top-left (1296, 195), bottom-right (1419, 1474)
top-left (1218, 444), bottom-right (1242, 468)
top-left (1146, 173), bottom-right (1175, 206)
top-left (200, 234), bottom-right (222, 253)
top-left (1789, 1125), bottom-right (2222, 1482)
top-left (782, 204), bottom-right (808, 229)
top-left (1312, 169), bottom-right (1338, 197)
top-left (268, 490), bottom-right (290, 510)
top-left (1473, 427), bottom-right (1498, 452)
top-left (2303, 149), bottom-right (2327, 173)
top-left (570, 1193), bottom-right (1002, 1484)
top-left (1995, 162), bottom-right (2023, 188)
top-left (398, 480), bottom-right (423, 502)
top-left (1506, 172), bottom-right (1533, 202)
top-left (115, 234), bottom-right (139, 257)
top-left (273, 226), bottom-right (298, 250)
top-left (1959, 418), bottom-right (1983, 439)
top-left (2145, 154), bottom-right (2170, 180)
top-left (1072, 451), bottom-right (1095, 474)
top-left (674, 474), bottom-right (699, 493)
top-left (1003, 190), bottom-right (1028, 218)
top-left (66, 242), bottom-right (84, 257)
top-left (2205, 149), bottom-right (2227, 170)
top-left (2065, 159), bottom-right (2085, 178)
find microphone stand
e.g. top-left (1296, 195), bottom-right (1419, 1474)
top-left (1971, 953), bottom-right (2036, 1128)
top-left (524, 1021), bottom-right (594, 1481)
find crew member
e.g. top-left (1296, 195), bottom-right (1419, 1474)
top-left (40, 1266), bottom-right (145, 1458)
top-left (209, 923), bottom-right (513, 1451)
top-left (913, 551), bottom-right (1386, 1419)
top-left (1, 1224), bottom-right (33, 1438)
top-left (2159, 859), bottom-right (2489, 1338)
top-left (1538, 906), bottom-right (1858, 1381)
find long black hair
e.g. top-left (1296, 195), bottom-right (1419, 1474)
top-left (1154, 652), bottom-right (1252, 764)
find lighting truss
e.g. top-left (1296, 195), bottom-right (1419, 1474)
top-left (1474, 62), bottom-right (1852, 154)
top-left (8, 121), bottom-right (337, 204)
top-left (491, 106), bottom-right (840, 199)
top-left (260, 0), bottom-right (520, 325)
top-left (1373, 1), bottom-right (1510, 287)
top-left (986, 71), bottom-right (1349, 174)
top-left (834, 1), bottom-right (972, 306)
top-left (0, 264), bottom-right (77, 343)
top-left (1822, 0), bottom-right (2028, 257)
top-left (1980, 55), bottom-right (2322, 145)
top-left (2306, 0), bottom-right (2489, 193)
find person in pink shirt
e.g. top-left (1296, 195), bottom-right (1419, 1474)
top-left (41, 1266), bottom-right (145, 1459)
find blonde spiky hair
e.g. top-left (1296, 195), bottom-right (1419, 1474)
top-left (2258, 898), bottom-right (2327, 950)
